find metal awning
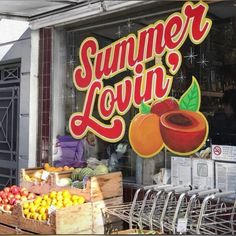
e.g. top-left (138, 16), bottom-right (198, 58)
top-left (0, 0), bottom-right (97, 20)
top-left (0, 0), bottom-right (144, 29)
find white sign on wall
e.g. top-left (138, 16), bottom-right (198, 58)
top-left (212, 145), bottom-right (236, 162)
top-left (192, 159), bottom-right (214, 190)
top-left (215, 161), bottom-right (236, 200)
top-left (171, 156), bottom-right (191, 186)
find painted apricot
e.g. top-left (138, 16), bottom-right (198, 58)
top-left (160, 110), bottom-right (208, 155)
top-left (151, 97), bottom-right (179, 117)
top-left (129, 113), bottom-right (164, 158)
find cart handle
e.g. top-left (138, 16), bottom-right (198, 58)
top-left (143, 184), bottom-right (171, 191)
top-left (165, 185), bottom-right (191, 193)
top-left (174, 186), bottom-right (192, 193)
top-left (187, 188), bottom-right (204, 195)
top-left (198, 188), bottom-right (220, 197)
top-left (213, 191), bottom-right (236, 198)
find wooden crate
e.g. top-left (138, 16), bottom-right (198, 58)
top-left (52, 171), bottom-right (123, 201)
top-left (20, 167), bottom-right (73, 195)
top-left (17, 196), bottom-right (123, 234)
top-left (18, 202), bottom-right (93, 234)
top-left (0, 207), bottom-right (32, 235)
top-left (21, 168), bottom-right (123, 202)
top-left (0, 223), bottom-right (32, 234)
top-left (0, 208), bottom-right (18, 227)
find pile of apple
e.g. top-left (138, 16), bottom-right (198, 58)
top-left (0, 186), bottom-right (36, 212)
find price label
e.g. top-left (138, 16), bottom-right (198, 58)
top-left (48, 205), bottom-right (57, 214)
top-left (177, 218), bottom-right (187, 234)
top-left (41, 170), bottom-right (50, 181)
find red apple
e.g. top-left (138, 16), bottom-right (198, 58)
top-left (9, 198), bottom-right (16, 205)
top-left (14, 194), bottom-right (21, 200)
top-left (27, 193), bottom-right (36, 200)
top-left (0, 191), bottom-right (4, 198)
top-left (20, 189), bottom-right (29, 197)
top-left (151, 98), bottom-right (179, 117)
top-left (7, 193), bottom-right (14, 200)
top-left (3, 204), bottom-right (12, 212)
top-left (11, 186), bottom-right (20, 195)
top-left (3, 199), bottom-right (9, 204)
top-left (1, 192), bottom-right (7, 200)
top-left (20, 187), bottom-right (27, 192)
top-left (4, 187), bottom-right (11, 193)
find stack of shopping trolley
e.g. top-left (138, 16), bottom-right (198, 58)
top-left (105, 185), bottom-right (236, 234)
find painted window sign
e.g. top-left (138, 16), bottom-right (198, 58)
top-left (69, 1), bottom-right (212, 158)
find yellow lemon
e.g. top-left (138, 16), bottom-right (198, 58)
top-left (50, 191), bottom-right (57, 199)
top-left (23, 209), bottom-right (30, 215)
top-left (34, 197), bottom-right (42, 204)
top-left (55, 202), bottom-right (63, 209)
top-left (42, 213), bottom-right (47, 221)
top-left (41, 200), bottom-right (47, 207)
top-left (33, 212), bottom-right (39, 220)
top-left (71, 195), bottom-right (79, 201)
top-left (23, 202), bottom-right (29, 209)
top-left (66, 201), bottom-right (73, 207)
top-left (26, 213), bottom-right (31, 219)
top-left (43, 194), bottom-right (49, 200)
top-left (46, 198), bottom-right (52, 205)
top-left (57, 191), bottom-right (62, 196)
top-left (62, 190), bottom-right (71, 198)
top-left (52, 199), bottom-right (57, 205)
top-left (77, 196), bottom-right (85, 204)
top-left (35, 206), bottom-right (40, 213)
top-left (72, 200), bottom-right (79, 206)
top-left (38, 214), bottom-right (43, 221)
top-left (30, 206), bottom-right (37, 213)
top-left (29, 202), bottom-right (34, 208)
top-left (39, 207), bottom-right (46, 215)
top-left (56, 195), bottom-right (63, 201)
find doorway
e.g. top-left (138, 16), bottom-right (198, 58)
top-left (0, 62), bottom-right (20, 189)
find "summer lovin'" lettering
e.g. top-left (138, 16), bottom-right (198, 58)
top-left (69, 1), bottom-right (212, 142)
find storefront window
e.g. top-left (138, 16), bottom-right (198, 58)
top-left (60, 1), bottom-right (236, 182)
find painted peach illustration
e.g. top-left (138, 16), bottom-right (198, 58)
top-left (151, 98), bottom-right (179, 116)
top-left (129, 113), bottom-right (164, 158)
top-left (159, 110), bottom-right (208, 154)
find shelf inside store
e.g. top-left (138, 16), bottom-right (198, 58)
top-left (201, 91), bottom-right (224, 98)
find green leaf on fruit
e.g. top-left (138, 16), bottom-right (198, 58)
top-left (179, 76), bottom-right (201, 111)
top-left (139, 102), bottom-right (151, 114)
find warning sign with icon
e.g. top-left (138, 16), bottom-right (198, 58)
top-left (212, 145), bottom-right (236, 162)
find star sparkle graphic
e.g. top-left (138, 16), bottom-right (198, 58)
top-left (197, 54), bottom-right (208, 68)
top-left (184, 47), bottom-right (198, 64)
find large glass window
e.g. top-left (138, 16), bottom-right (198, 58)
top-left (59, 1), bottom-right (236, 182)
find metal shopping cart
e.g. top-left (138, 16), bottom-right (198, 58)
top-left (195, 191), bottom-right (236, 235)
top-left (105, 186), bottom-right (236, 235)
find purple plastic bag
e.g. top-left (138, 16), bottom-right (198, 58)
top-left (53, 135), bottom-right (87, 168)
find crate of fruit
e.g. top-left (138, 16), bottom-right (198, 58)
top-left (52, 169), bottom-right (123, 202)
top-left (18, 190), bottom-right (122, 234)
top-left (20, 164), bottom-right (74, 195)
top-left (21, 164), bottom-right (123, 202)
top-left (0, 185), bottom-right (37, 231)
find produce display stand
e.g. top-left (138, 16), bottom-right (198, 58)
top-left (21, 168), bottom-right (122, 202)
top-left (0, 169), bottom-right (123, 234)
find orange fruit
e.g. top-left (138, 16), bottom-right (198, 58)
top-left (63, 166), bottom-right (70, 171)
top-left (129, 113), bottom-right (164, 158)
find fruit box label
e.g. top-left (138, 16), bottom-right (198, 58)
top-left (69, 1), bottom-right (211, 158)
top-left (212, 145), bottom-right (236, 162)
